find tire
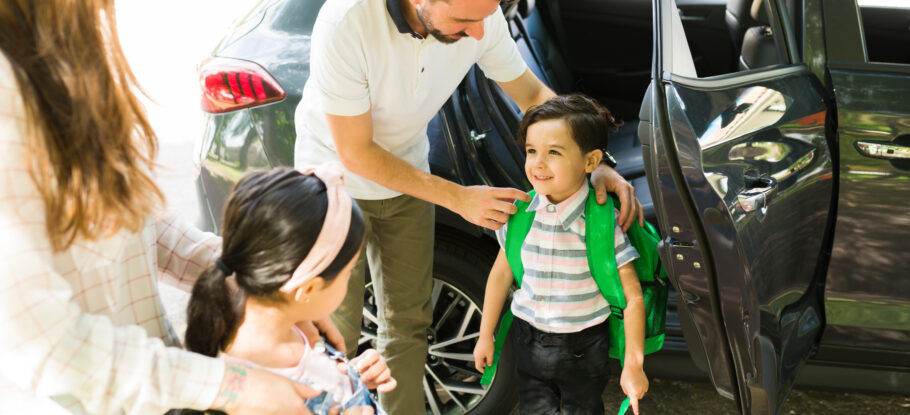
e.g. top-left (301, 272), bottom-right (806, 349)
top-left (360, 234), bottom-right (518, 415)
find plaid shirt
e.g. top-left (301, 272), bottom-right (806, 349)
top-left (496, 184), bottom-right (639, 333)
top-left (0, 55), bottom-right (224, 414)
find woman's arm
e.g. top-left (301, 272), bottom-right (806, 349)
top-left (154, 212), bottom-right (222, 291)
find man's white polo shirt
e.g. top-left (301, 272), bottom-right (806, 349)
top-left (294, 0), bottom-right (527, 200)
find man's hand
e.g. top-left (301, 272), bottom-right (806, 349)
top-left (298, 317), bottom-right (346, 354)
top-left (619, 365), bottom-right (649, 415)
top-left (346, 349), bottom-right (397, 392)
top-left (472, 334), bottom-right (495, 373)
top-left (453, 186), bottom-right (530, 230)
top-left (590, 164), bottom-right (644, 231)
top-left (213, 364), bottom-right (318, 415)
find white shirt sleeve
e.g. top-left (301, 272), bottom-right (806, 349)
top-left (309, 12), bottom-right (371, 116)
top-left (0, 57), bottom-right (224, 415)
top-left (477, 7), bottom-right (528, 83)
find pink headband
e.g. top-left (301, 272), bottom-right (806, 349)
top-left (280, 162), bottom-right (353, 293)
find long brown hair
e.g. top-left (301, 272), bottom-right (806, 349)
top-left (0, 0), bottom-right (163, 251)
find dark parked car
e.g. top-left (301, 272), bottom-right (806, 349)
top-left (193, 0), bottom-right (910, 413)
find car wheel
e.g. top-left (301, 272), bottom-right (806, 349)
top-left (359, 236), bottom-right (517, 415)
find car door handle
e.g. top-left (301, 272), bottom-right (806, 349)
top-left (737, 176), bottom-right (777, 213)
top-left (856, 141), bottom-right (910, 160)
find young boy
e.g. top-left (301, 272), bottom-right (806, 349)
top-left (473, 94), bottom-right (649, 414)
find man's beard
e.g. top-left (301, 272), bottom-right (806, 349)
top-left (416, 5), bottom-right (468, 44)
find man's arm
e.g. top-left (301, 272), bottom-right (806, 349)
top-left (325, 111), bottom-right (528, 230)
top-left (495, 68), bottom-right (556, 113)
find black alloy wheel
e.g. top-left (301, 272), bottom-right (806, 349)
top-left (359, 237), bottom-right (517, 414)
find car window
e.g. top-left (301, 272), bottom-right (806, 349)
top-left (858, 0), bottom-right (910, 65)
top-left (671, 0), bottom-right (790, 78)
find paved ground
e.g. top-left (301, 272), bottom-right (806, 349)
top-left (600, 378), bottom-right (910, 414)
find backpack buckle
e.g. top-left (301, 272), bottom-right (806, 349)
top-left (610, 305), bottom-right (624, 320)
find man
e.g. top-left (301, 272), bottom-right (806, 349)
top-left (294, 0), bottom-right (644, 412)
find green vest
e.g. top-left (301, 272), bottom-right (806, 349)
top-left (480, 184), bottom-right (669, 385)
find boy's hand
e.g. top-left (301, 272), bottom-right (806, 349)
top-left (473, 335), bottom-right (495, 373)
top-left (346, 349), bottom-right (397, 392)
top-left (620, 365), bottom-right (649, 415)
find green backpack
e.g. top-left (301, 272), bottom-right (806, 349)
top-left (480, 184), bottom-right (669, 385)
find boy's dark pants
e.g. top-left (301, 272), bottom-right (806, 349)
top-left (512, 317), bottom-right (612, 415)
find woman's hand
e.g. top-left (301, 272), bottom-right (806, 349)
top-left (348, 349), bottom-right (397, 392)
top-left (472, 334), bottom-right (495, 374)
top-left (619, 365), bottom-right (649, 415)
top-left (590, 164), bottom-right (644, 231)
top-left (213, 364), bottom-right (319, 415)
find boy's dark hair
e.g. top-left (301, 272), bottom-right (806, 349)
top-left (184, 167), bottom-right (365, 357)
top-left (517, 93), bottom-right (620, 154)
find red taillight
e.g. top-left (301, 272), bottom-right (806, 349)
top-left (199, 57), bottom-right (286, 114)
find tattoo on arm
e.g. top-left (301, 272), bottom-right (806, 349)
top-left (213, 365), bottom-right (247, 411)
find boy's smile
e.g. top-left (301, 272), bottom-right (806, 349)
top-left (524, 119), bottom-right (602, 204)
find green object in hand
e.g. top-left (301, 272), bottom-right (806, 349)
top-left (618, 397), bottom-right (631, 415)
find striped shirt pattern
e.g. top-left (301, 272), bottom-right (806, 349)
top-left (496, 184), bottom-right (639, 333)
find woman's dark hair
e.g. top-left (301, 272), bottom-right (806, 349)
top-left (517, 93), bottom-right (620, 154)
top-left (185, 167), bottom-right (365, 357)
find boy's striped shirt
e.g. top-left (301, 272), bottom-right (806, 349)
top-left (496, 184), bottom-right (638, 333)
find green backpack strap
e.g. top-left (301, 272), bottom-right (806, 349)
top-left (480, 191), bottom-right (535, 386)
top-left (585, 188), bottom-right (624, 308)
top-left (586, 185), bottom-right (667, 361)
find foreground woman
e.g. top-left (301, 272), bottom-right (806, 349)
top-left (0, 1), bottom-right (322, 413)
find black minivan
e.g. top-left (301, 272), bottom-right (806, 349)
top-left (193, 0), bottom-right (910, 413)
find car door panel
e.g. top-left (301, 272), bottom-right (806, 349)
top-left (823, 64), bottom-right (910, 363)
top-left (813, 0), bottom-right (910, 375)
top-left (648, 1), bottom-right (834, 413)
top-left (663, 68), bottom-right (833, 415)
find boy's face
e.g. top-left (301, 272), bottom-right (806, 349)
top-left (524, 119), bottom-right (602, 204)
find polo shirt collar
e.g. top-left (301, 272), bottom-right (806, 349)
top-left (387, 0), bottom-right (424, 39)
top-left (526, 184), bottom-right (589, 230)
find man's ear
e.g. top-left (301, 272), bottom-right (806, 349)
top-left (585, 149), bottom-right (603, 173)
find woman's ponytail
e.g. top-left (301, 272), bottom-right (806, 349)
top-left (184, 264), bottom-right (244, 357)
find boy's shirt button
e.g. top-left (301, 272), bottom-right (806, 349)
top-left (546, 204), bottom-right (556, 213)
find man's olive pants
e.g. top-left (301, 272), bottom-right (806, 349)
top-left (332, 194), bottom-right (434, 415)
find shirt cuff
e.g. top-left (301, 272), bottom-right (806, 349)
top-left (616, 247), bottom-right (640, 269)
top-left (179, 354), bottom-right (226, 410)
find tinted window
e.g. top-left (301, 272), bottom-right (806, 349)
top-left (859, 1), bottom-right (910, 65)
